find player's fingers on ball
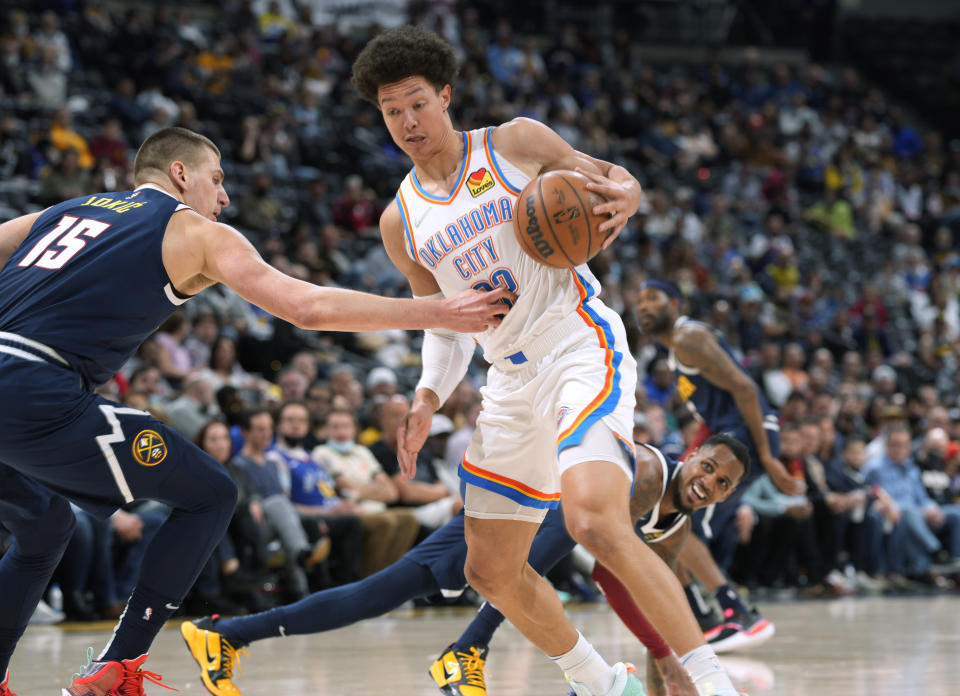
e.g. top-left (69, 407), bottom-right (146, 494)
top-left (593, 200), bottom-right (619, 217)
top-left (574, 166), bottom-right (602, 181)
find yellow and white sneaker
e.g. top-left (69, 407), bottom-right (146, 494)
top-left (180, 617), bottom-right (247, 696)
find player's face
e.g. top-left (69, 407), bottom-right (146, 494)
top-left (675, 444), bottom-right (743, 515)
top-left (377, 76), bottom-right (452, 160)
top-left (182, 147), bottom-right (229, 221)
top-left (635, 288), bottom-right (676, 334)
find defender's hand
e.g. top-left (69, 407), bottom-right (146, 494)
top-left (764, 455), bottom-right (806, 495)
top-left (436, 287), bottom-right (517, 333)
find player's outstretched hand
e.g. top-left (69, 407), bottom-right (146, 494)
top-left (575, 166), bottom-right (643, 249)
top-left (437, 287), bottom-right (517, 333)
top-left (397, 400), bottom-right (434, 480)
top-left (763, 454), bottom-right (807, 496)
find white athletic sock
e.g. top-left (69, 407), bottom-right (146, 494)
top-left (680, 645), bottom-right (738, 696)
top-left (551, 632), bottom-right (615, 695)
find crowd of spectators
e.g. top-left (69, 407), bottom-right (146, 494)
top-left (3, 0), bottom-right (960, 623)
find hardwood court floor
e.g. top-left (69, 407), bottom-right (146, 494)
top-left (10, 596), bottom-right (960, 695)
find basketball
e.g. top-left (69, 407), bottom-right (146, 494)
top-left (513, 170), bottom-right (609, 268)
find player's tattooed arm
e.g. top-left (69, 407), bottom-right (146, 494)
top-left (673, 323), bottom-right (797, 493)
top-left (629, 445), bottom-right (665, 521)
top-left (671, 324), bottom-right (747, 393)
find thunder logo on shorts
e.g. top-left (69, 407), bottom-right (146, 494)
top-left (132, 429), bottom-right (167, 466)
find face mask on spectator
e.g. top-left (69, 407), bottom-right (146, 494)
top-left (282, 434), bottom-right (306, 448)
top-left (327, 439), bottom-right (355, 454)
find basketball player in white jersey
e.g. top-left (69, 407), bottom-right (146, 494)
top-left (351, 27), bottom-right (740, 696)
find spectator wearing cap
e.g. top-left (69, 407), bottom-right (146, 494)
top-left (871, 365), bottom-right (899, 397)
top-left (366, 366), bottom-right (397, 399)
top-left (369, 397), bottom-right (461, 535)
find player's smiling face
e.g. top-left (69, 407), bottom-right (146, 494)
top-left (673, 443), bottom-right (743, 514)
top-left (181, 147), bottom-right (229, 221)
top-left (378, 76), bottom-right (452, 160)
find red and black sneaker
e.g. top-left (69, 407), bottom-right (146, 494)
top-left (61, 653), bottom-right (175, 696)
top-left (1, 669), bottom-right (17, 696)
top-left (709, 606), bottom-right (775, 653)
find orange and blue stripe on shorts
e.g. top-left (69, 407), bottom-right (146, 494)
top-left (557, 268), bottom-right (625, 454)
top-left (460, 456), bottom-right (562, 509)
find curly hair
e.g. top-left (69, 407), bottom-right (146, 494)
top-left (351, 25), bottom-right (459, 105)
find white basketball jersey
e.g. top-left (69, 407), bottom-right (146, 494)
top-left (395, 126), bottom-right (603, 361)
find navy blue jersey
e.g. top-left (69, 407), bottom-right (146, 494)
top-left (0, 185), bottom-right (192, 386)
top-left (634, 443), bottom-right (687, 544)
top-left (668, 316), bottom-right (775, 432)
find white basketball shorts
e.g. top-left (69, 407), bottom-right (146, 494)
top-left (460, 299), bottom-right (637, 522)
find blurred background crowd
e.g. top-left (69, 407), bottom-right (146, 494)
top-left (2, 0), bottom-right (960, 623)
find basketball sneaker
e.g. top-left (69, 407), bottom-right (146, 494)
top-left (566, 663), bottom-right (645, 696)
top-left (429, 644), bottom-right (488, 696)
top-left (61, 652), bottom-right (173, 696)
top-left (697, 605), bottom-right (726, 643)
top-left (0, 669), bottom-right (17, 696)
top-left (180, 617), bottom-right (248, 696)
top-left (710, 606), bottom-right (775, 653)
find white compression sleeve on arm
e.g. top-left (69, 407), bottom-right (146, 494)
top-left (415, 293), bottom-right (476, 406)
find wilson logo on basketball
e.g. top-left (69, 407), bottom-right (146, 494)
top-left (523, 194), bottom-right (554, 258)
top-left (466, 167), bottom-right (495, 197)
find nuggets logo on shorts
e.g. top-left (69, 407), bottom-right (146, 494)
top-left (467, 167), bottom-right (495, 197)
top-left (132, 429), bottom-right (167, 466)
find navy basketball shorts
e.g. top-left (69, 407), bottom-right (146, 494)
top-left (691, 421), bottom-right (781, 542)
top-left (0, 355), bottom-right (222, 519)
